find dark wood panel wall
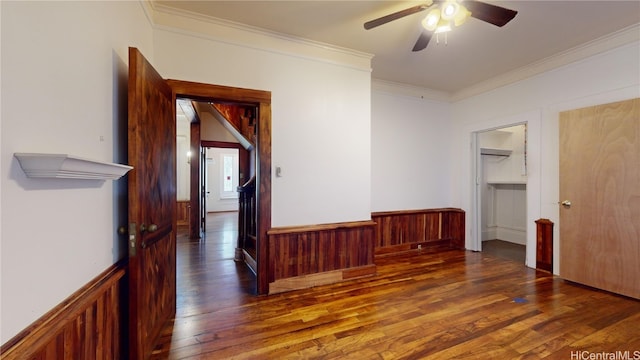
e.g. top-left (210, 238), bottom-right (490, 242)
top-left (372, 208), bottom-right (465, 256)
top-left (0, 263), bottom-right (126, 360)
top-left (176, 200), bottom-right (190, 226)
top-left (267, 221), bottom-right (377, 294)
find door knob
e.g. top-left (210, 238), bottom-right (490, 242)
top-left (140, 223), bottom-right (158, 233)
top-left (560, 200), bottom-right (572, 207)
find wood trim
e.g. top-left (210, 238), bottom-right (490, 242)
top-left (1, 262), bottom-right (126, 360)
top-left (177, 200), bottom-right (189, 226)
top-left (201, 140), bottom-right (242, 149)
top-left (256, 102), bottom-right (272, 295)
top-left (167, 79), bottom-right (271, 104)
top-left (189, 122), bottom-right (201, 239)
top-left (268, 220), bottom-right (376, 235)
top-left (268, 220), bottom-right (376, 293)
top-left (371, 207), bottom-right (464, 217)
top-left (243, 249), bottom-right (258, 275)
top-left (168, 80), bottom-right (272, 295)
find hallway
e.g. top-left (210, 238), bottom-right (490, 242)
top-left (175, 212), bottom-right (256, 319)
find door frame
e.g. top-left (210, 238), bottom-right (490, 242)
top-left (201, 142), bottom-right (247, 214)
top-left (168, 80), bottom-right (272, 295)
top-left (471, 123), bottom-right (527, 256)
top-left (465, 110), bottom-right (540, 269)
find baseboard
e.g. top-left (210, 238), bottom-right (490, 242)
top-left (0, 261), bottom-right (127, 360)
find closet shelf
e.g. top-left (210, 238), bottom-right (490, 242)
top-left (481, 148), bottom-right (512, 157)
top-left (487, 181), bottom-right (527, 185)
top-left (14, 153), bottom-right (132, 180)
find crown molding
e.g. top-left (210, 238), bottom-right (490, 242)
top-left (371, 79), bottom-right (451, 102)
top-left (143, 0), bottom-right (637, 103)
top-left (146, 1), bottom-right (373, 72)
top-left (451, 23), bottom-right (640, 102)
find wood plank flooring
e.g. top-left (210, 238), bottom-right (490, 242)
top-left (482, 239), bottom-right (526, 264)
top-left (152, 212), bottom-right (640, 359)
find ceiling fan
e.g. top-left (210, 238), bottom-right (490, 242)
top-left (364, 0), bottom-right (518, 52)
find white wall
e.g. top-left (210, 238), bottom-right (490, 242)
top-left (0, 0), bottom-right (153, 344)
top-left (451, 38), bottom-right (640, 272)
top-left (371, 87), bottom-right (452, 211)
top-left (152, 10), bottom-right (373, 227)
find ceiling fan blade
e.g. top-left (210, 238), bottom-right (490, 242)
top-left (412, 31), bottom-right (432, 52)
top-left (364, 5), bottom-right (429, 30)
top-left (463, 0), bottom-right (517, 27)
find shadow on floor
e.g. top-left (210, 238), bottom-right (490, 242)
top-left (482, 239), bottom-right (525, 263)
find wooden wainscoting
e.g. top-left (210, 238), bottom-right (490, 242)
top-left (0, 263), bottom-right (126, 360)
top-left (176, 200), bottom-right (190, 226)
top-left (267, 221), bottom-right (377, 294)
top-left (372, 208), bottom-right (465, 257)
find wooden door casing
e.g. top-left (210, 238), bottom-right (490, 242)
top-left (559, 98), bottom-right (639, 299)
top-left (128, 47), bottom-right (177, 359)
top-left (167, 79), bottom-right (272, 295)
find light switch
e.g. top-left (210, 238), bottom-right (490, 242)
top-left (276, 166), bottom-right (282, 177)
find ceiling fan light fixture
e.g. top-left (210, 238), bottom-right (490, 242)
top-left (441, 1), bottom-right (460, 21)
top-left (421, 8), bottom-right (441, 31)
top-left (434, 21), bottom-right (452, 34)
top-left (453, 5), bottom-right (471, 26)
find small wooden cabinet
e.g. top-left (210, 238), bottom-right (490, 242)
top-left (535, 218), bottom-right (553, 272)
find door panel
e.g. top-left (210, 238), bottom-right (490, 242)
top-left (128, 47), bottom-right (176, 359)
top-left (559, 98), bottom-right (639, 299)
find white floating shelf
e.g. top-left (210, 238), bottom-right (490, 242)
top-left (14, 153), bottom-right (133, 180)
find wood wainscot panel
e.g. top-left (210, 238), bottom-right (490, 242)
top-left (0, 262), bottom-right (126, 360)
top-left (176, 200), bottom-right (190, 226)
top-left (441, 208), bottom-right (465, 249)
top-left (372, 208), bottom-right (465, 257)
top-left (267, 221), bottom-right (376, 294)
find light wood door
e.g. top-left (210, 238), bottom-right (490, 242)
top-left (559, 98), bottom-right (639, 299)
top-left (127, 47), bottom-right (176, 359)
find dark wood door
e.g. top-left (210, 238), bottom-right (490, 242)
top-left (127, 47), bottom-right (176, 359)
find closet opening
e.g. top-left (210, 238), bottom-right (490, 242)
top-left (474, 123), bottom-right (528, 264)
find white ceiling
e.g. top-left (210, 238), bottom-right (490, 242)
top-left (155, 1), bottom-right (640, 94)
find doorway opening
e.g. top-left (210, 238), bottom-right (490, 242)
top-left (168, 77), bottom-right (272, 296)
top-left (473, 123), bottom-right (528, 264)
top-left (176, 98), bottom-right (258, 295)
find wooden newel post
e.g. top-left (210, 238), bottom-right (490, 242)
top-left (535, 218), bottom-right (553, 273)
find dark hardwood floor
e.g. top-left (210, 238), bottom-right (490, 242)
top-left (482, 239), bottom-right (526, 264)
top-left (152, 212), bottom-right (640, 359)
